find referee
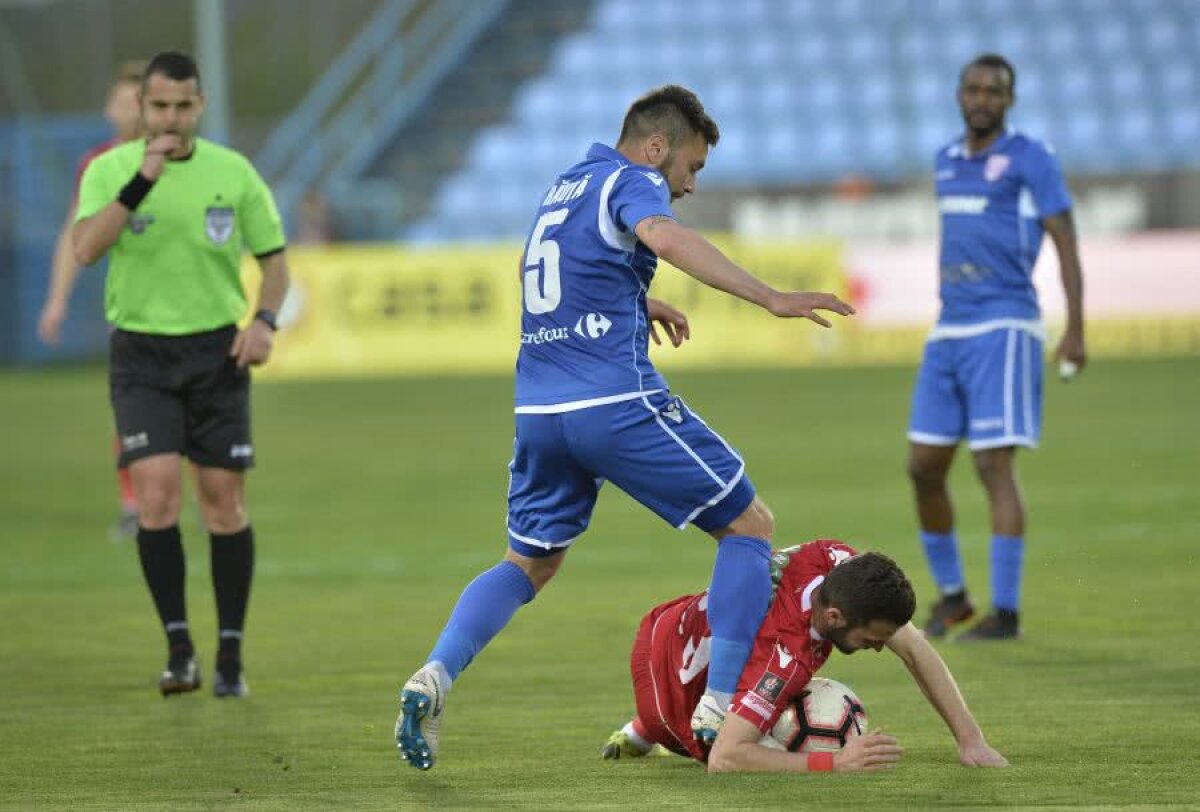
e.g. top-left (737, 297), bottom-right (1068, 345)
top-left (73, 51), bottom-right (290, 698)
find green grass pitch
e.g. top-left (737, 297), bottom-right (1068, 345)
top-left (1, 357), bottom-right (1197, 810)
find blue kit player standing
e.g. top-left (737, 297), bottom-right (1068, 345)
top-left (396, 85), bottom-right (855, 770)
top-left (908, 55), bottom-right (1087, 642)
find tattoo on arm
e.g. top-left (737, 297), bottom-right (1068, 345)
top-left (642, 215), bottom-right (673, 229)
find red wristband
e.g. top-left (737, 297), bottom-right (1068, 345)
top-left (807, 751), bottom-right (835, 772)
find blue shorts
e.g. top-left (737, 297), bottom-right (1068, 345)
top-left (507, 392), bottom-right (756, 557)
top-left (908, 326), bottom-right (1043, 450)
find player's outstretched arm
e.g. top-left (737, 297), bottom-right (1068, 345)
top-left (707, 713), bottom-right (900, 773)
top-left (886, 623), bottom-right (1009, 767)
top-left (634, 217), bottom-right (855, 328)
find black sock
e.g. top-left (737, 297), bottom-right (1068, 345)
top-left (211, 525), bottom-right (254, 669)
top-left (136, 525), bottom-right (192, 654)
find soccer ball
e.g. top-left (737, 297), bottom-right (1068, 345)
top-left (760, 677), bottom-right (868, 752)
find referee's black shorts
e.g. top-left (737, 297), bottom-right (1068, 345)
top-left (109, 324), bottom-right (254, 470)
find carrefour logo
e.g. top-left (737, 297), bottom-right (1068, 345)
top-left (573, 312), bottom-right (612, 339)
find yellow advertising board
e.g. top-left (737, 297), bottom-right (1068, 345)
top-left (253, 238), bottom-right (847, 380)
top-left (247, 235), bottom-right (1200, 380)
top-left (252, 245), bottom-right (523, 378)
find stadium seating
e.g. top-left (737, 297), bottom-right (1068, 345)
top-left (402, 0), bottom-right (1200, 239)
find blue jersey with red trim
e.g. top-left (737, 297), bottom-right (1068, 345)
top-left (935, 130), bottom-right (1072, 324)
top-left (515, 143), bottom-right (674, 410)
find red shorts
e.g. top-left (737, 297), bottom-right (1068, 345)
top-left (630, 603), bottom-right (706, 762)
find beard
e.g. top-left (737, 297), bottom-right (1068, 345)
top-left (965, 111), bottom-right (1002, 137)
top-left (827, 627), bottom-right (858, 655)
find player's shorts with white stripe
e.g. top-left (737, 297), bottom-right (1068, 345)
top-left (507, 391), bottom-right (756, 557)
top-left (908, 324), bottom-right (1043, 450)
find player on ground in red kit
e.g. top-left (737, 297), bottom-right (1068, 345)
top-left (601, 540), bottom-right (1009, 772)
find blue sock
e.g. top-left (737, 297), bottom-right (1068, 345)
top-left (920, 530), bottom-right (965, 594)
top-left (427, 561), bottom-right (535, 680)
top-left (990, 534), bottom-right (1024, 612)
top-left (706, 535), bottom-right (772, 697)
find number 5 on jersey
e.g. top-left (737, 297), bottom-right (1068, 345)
top-left (523, 209), bottom-right (569, 315)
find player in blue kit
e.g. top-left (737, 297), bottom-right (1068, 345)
top-left (395, 85), bottom-right (854, 770)
top-left (909, 55), bottom-right (1087, 642)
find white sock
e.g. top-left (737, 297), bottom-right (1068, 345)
top-left (426, 661), bottom-right (454, 693)
top-left (705, 689), bottom-right (732, 710)
top-left (621, 722), bottom-right (652, 753)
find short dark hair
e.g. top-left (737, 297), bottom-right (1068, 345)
top-left (618, 84), bottom-right (720, 148)
top-left (143, 51), bottom-right (202, 92)
top-left (961, 53), bottom-right (1016, 94)
top-left (820, 552), bottom-right (916, 629)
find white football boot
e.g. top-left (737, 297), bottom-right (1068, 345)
top-left (690, 693), bottom-right (727, 749)
top-left (395, 665), bottom-right (448, 770)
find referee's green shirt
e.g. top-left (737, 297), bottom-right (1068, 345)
top-left (76, 137), bottom-right (286, 335)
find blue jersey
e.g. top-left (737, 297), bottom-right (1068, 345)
top-left (935, 130), bottom-right (1072, 325)
top-left (515, 143), bottom-right (676, 411)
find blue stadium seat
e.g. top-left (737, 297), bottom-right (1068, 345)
top-left (431, 173), bottom-right (480, 223)
top-left (1042, 20), bottom-right (1082, 60)
top-left (1013, 107), bottom-right (1055, 148)
top-left (512, 78), bottom-right (561, 126)
top-left (1017, 68), bottom-right (1048, 110)
top-left (913, 111), bottom-right (961, 160)
top-left (741, 32), bottom-right (786, 74)
top-left (910, 69), bottom-right (951, 115)
top-left (812, 120), bottom-right (855, 178)
top-left (1056, 65), bottom-right (1097, 103)
top-left (789, 34), bottom-right (835, 73)
top-left (1074, 0), bottom-right (1120, 18)
top-left (419, 0), bottom-right (1200, 238)
top-left (705, 77), bottom-right (746, 125)
top-left (977, 0), bottom-right (1028, 20)
top-left (896, 26), bottom-right (937, 66)
top-left (763, 75), bottom-right (801, 118)
top-left (725, 0), bottom-right (773, 27)
top-left (550, 34), bottom-right (602, 79)
top-left (1165, 107), bottom-right (1200, 160)
top-left (702, 126), bottom-right (748, 183)
top-left (860, 120), bottom-right (902, 172)
top-left (467, 125), bottom-right (521, 172)
top-left (1115, 107), bottom-right (1155, 154)
top-left (1142, 12), bottom-right (1183, 54)
top-left (1105, 59), bottom-right (1149, 104)
top-left (988, 24), bottom-right (1035, 64)
top-left (841, 29), bottom-right (889, 68)
top-left (1089, 17), bottom-right (1132, 60)
top-left (1159, 60), bottom-right (1198, 98)
top-left (858, 73), bottom-right (897, 111)
top-left (1063, 109), bottom-right (1107, 168)
top-left (590, 0), bottom-right (641, 33)
top-left (806, 75), bottom-right (845, 116)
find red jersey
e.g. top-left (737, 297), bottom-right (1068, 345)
top-left (630, 539), bottom-right (859, 761)
top-left (72, 137), bottom-right (122, 203)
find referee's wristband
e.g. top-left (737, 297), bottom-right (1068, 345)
top-left (807, 751), bottom-right (835, 772)
top-left (253, 309), bottom-right (278, 331)
top-left (117, 172), bottom-right (155, 211)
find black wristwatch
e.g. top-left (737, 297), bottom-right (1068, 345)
top-left (254, 308), bottom-right (278, 331)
